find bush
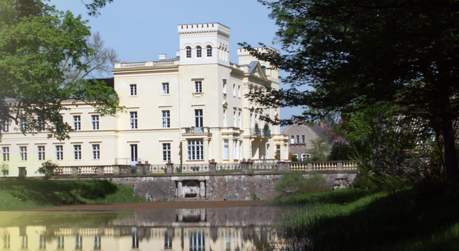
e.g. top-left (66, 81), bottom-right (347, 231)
top-left (38, 161), bottom-right (59, 178)
top-left (275, 173), bottom-right (331, 195)
top-left (0, 163), bottom-right (9, 176)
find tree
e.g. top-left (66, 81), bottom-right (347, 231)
top-left (308, 138), bottom-right (331, 161)
top-left (0, 0), bottom-right (119, 140)
top-left (242, 0), bottom-right (459, 183)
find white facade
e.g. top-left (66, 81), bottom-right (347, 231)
top-left (0, 23), bottom-right (288, 177)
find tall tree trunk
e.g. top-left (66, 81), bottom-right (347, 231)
top-left (440, 116), bottom-right (459, 183)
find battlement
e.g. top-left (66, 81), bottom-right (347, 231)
top-left (177, 23), bottom-right (230, 36)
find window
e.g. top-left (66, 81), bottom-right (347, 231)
top-left (186, 46), bottom-right (192, 58)
top-left (187, 139), bottom-right (203, 160)
top-left (162, 82), bottom-right (169, 94)
top-left (130, 144), bottom-right (138, 162)
top-left (75, 235), bottom-right (82, 250)
top-left (73, 115), bottom-right (81, 131)
top-left (238, 110), bottom-right (242, 128)
top-left (194, 109), bottom-right (203, 128)
top-left (222, 79), bottom-right (227, 95)
top-left (237, 85), bottom-right (241, 97)
top-left (233, 109), bottom-right (237, 127)
top-left (162, 143), bottom-right (171, 162)
top-left (162, 110), bottom-right (170, 128)
top-left (196, 46), bottom-right (202, 57)
top-left (301, 135), bottom-right (305, 144)
top-left (223, 108), bottom-right (227, 127)
top-left (74, 145), bottom-right (81, 160)
top-left (94, 235), bottom-right (101, 250)
top-left (232, 84), bottom-right (236, 97)
top-left (91, 115), bottom-right (100, 130)
top-left (92, 144), bottom-right (100, 160)
top-left (20, 120), bottom-right (27, 131)
top-left (275, 144), bottom-right (281, 160)
top-left (130, 111), bottom-right (138, 129)
top-left (130, 84), bottom-right (137, 96)
top-left (38, 146), bottom-right (45, 161)
top-left (194, 80), bottom-right (202, 93)
top-left (233, 140), bottom-right (238, 160)
top-left (1, 120), bottom-right (9, 132)
top-left (164, 229), bottom-right (173, 249)
top-left (2, 147), bottom-right (9, 161)
top-left (20, 146), bottom-right (27, 161)
top-left (290, 135), bottom-right (295, 144)
top-left (223, 139), bottom-right (229, 160)
top-left (296, 135), bottom-right (300, 144)
top-left (57, 236), bottom-right (64, 249)
top-left (206, 45), bottom-right (212, 57)
top-left (56, 145), bottom-right (63, 160)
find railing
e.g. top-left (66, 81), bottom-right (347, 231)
top-left (52, 161), bottom-right (358, 177)
top-left (183, 127), bottom-right (211, 136)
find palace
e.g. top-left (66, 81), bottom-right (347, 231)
top-left (0, 23), bottom-right (288, 177)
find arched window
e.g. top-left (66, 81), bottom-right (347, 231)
top-left (186, 46), bottom-right (192, 58)
top-left (196, 46), bottom-right (202, 58)
top-left (206, 45), bottom-right (212, 57)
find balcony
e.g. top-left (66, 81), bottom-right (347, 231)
top-left (183, 127), bottom-right (212, 137)
top-left (250, 124), bottom-right (271, 138)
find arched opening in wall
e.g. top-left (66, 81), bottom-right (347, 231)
top-left (196, 46), bottom-right (202, 58)
top-left (186, 46), bottom-right (192, 58)
top-left (206, 45), bottom-right (212, 57)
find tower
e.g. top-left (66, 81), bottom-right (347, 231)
top-left (178, 23), bottom-right (230, 65)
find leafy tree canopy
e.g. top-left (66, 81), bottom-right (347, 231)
top-left (0, 0), bottom-right (119, 139)
top-left (243, 0), bottom-right (459, 182)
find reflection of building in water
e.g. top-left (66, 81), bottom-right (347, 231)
top-left (0, 225), bottom-right (288, 251)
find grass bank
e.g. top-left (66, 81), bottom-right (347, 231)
top-left (276, 188), bottom-right (459, 250)
top-left (0, 179), bottom-right (144, 210)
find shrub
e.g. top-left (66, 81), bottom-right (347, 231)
top-left (0, 163), bottom-right (9, 176)
top-left (38, 161), bottom-right (59, 178)
top-left (276, 173), bottom-right (331, 195)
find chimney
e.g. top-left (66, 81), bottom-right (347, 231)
top-left (158, 53), bottom-right (167, 60)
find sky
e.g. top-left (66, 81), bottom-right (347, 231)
top-left (51, 0), bottom-right (302, 119)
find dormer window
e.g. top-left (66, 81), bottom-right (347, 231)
top-left (186, 46), bottom-right (192, 58)
top-left (206, 45), bottom-right (212, 57)
top-left (196, 46), bottom-right (202, 58)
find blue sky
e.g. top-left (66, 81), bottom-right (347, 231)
top-left (51, 0), bottom-right (302, 118)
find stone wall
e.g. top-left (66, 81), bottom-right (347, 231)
top-left (109, 172), bottom-right (357, 202)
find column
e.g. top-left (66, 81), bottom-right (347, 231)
top-left (177, 181), bottom-right (183, 198)
top-left (199, 181), bottom-right (206, 199)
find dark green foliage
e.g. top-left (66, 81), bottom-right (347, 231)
top-left (275, 173), bottom-right (331, 196)
top-left (37, 160), bottom-right (58, 178)
top-left (279, 188), bottom-right (459, 250)
top-left (243, 0), bottom-right (459, 182)
top-left (0, 0), bottom-right (119, 140)
top-left (0, 179), bottom-right (143, 210)
top-left (328, 142), bottom-right (353, 161)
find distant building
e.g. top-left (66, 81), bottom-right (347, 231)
top-left (282, 123), bottom-right (344, 161)
top-left (0, 22), bottom-right (288, 177)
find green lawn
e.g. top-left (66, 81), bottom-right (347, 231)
top-left (0, 179), bottom-right (144, 210)
top-left (276, 188), bottom-right (459, 250)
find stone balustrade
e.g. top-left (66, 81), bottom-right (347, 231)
top-left (52, 161), bottom-right (358, 177)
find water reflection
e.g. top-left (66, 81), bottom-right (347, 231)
top-left (0, 206), bottom-right (302, 251)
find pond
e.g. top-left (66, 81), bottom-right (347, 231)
top-left (0, 203), bottom-right (304, 251)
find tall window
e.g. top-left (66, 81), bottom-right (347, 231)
top-left (56, 145), bottom-right (63, 160)
top-left (38, 146), bottom-right (45, 161)
top-left (194, 109), bottom-right (203, 128)
top-left (162, 110), bottom-right (170, 128)
top-left (164, 229), bottom-right (173, 249)
top-left (162, 82), bottom-right (170, 94)
top-left (222, 79), bottom-right (227, 94)
top-left (233, 109), bottom-right (237, 127)
top-left (233, 140), bottom-right (239, 160)
top-left (223, 108), bottom-right (227, 127)
top-left (2, 147), bottom-right (9, 161)
top-left (186, 46), bottom-right (192, 58)
top-left (232, 84), bottom-right (236, 97)
top-left (290, 135), bottom-right (295, 144)
top-left (91, 115), bottom-right (100, 130)
top-left (223, 139), bottom-right (229, 160)
top-left (187, 139), bottom-right (203, 160)
top-left (73, 115), bottom-right (81, 131)
top-left (296, 135), bottom-right (300, 144)
top-left (92, 144), bottom-right (100, 160)
top-left (196, 46), bottom-right (202, 57)
top-left (1, 120), bottom-right (9, 132)
top-left (74, 145), bottom-right (82, 160)
top-left (238, 110), bottom-right (242, 128)
top-left (130, 144), bottom-right (138, 162)
top-left (194, 80), bottom-right (202, 93)
top-left (162, 143), bottom-right (171, 162)
top-left (237, 85), bottom-right (241, 97)
top-left (20, 146), bottom-right (27, 161)
top-left (130, 84), bottom-right (137, 96)
top-left (130, 111), bottom-right (138, 129)
top-left (206, 45), bottom-right (212, 57)
top-left (301, 135), bottom-right (305, 144)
